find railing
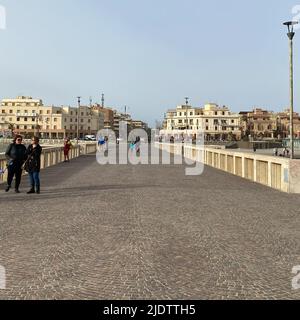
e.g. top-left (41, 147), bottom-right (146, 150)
top-left (156, 142), bottom-right (300, 194)
top-left (0, 143), bottom-right (97, 184)
top-left (0, 138), bottom-right (97, 146)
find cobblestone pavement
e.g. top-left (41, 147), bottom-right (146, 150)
top-left (1, 152), bottom-right (300, 300)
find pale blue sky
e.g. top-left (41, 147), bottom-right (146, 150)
top-left (0, 0), bottom-right (299, 126)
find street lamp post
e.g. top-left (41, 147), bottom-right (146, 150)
top-left (77, 96), bottom-right (81, 143)
top-left (185, 97), bottom-right (189, 140)
top-left (283, 21), bottom-right (298, 159)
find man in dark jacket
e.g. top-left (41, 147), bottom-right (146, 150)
top-left (5, 135), bottom-right (27, 193)
top-left (25, 136), bottom-right (42, 194)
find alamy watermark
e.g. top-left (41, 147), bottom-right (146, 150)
top-left (292, 265), bottom-right (300, 290)
top-left (0, 265), bottom-right (5, 290)
top-left (0, 5), bottom-right (6, 30)
top-left (96, 122), bottom-right (205, 176)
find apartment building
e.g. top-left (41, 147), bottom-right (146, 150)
top-left (162, 103), bottom-right (241, 140)
top-left (0, 96), bottom-right (104, 139)
top-left (240, 108), bottom-right (300, 139)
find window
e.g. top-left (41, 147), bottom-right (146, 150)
top-left (47, 110), bottom-right (50, 114)
top-left (24, 110), bottom-right (28, 114)
top-left (215, 112), bottom-right (218, 115)
top-left (24, 117), bottom-right (28, 122)
top-left (215, 126), bottom-right (218, 131)
top-left (24, 125), bottom-right (27, 130)
top-left (54, 125), bottom-right (57, 130)
top-left (9, 118), bottom-right (12, 122)
top-left (81, 119), bottom-right (84, 123)
top-left (70, 119), bottom-right (73, 122)
top-left (32, 118), bottom-right (35, 122)
top-left (231, 120), bottom-right (234, 124)
top-left (206, 126), bottom-right (209, 130)
top-left (9, 110), bottom-right (13, 114)
top-left (206, 119), bottom-right (209, 123)
top-left (40, 110), bottom-right (43, 114)
top-left (54, 118), bottom-right (57, 122)
top-left (1, 110), bottom-right (5, 114)
top-left (88, 119), bottom-right (91, 123)
top-left (17, 117), bottom-right (20, 122)
top-left (46, 125), bottom-right (50, 130)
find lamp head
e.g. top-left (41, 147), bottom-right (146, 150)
top-left (283, 21), bottom-right (298, 39)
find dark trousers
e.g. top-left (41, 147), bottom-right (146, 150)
top-left (28, 171), bottom-right (40, 188)
top-left (7, 165), bottom-right (23, 190)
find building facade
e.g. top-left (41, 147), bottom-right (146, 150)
top-left (240, 108), bottom-right (300, 139)
top-left (162, 103), bottom-right (241, 141)
top-left (0, 96), bottom-right (104, 139)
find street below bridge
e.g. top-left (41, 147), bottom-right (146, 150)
top-left (0, 151), bottom-right (300, 299)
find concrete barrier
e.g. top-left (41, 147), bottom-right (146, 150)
top-left (156, 142), bottom-right (300, 194)
top-left (0, 143), bottom-right (97, 184)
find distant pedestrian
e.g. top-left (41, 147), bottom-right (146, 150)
top-left (64, 138), bottom-right (72, 162)
top-left (253, 144), bottom-right (257, 153)
top-left (286, 148), bottom-right (290, 158)
top-left (5, 135), bottom-right (27, 193)
top-left (283, 148), bottom-right (287, 157)
top-left (134, 136), bottom-right (141, 153)
top-left (273, 148), bottom-right (278, 156)
top-left (98, 136), bottom-right (106, 151)
top-left (25, 136), bottom-right (42, 194)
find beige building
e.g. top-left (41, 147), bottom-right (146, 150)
top-left (162, 103), bottom-right (241, 141)
top-left (240, 108), bottom-right (300, 139)
top-left (0, 96), bottom-right (104, 139)
top-left (131, 120), bottom-right (148, 130)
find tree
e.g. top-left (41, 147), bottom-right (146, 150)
top-left (7, 123), bottom-right (15, 137)
top-left (227, 131), bottom-right (234, 142)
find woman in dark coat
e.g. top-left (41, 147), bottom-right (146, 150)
top-left (25, 136), bottom-right (42, 194)
top-left (5, 135), bottom-right (27, 193)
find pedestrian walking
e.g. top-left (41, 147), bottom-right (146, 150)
top-left (283, 147), bottom-right (287, 157)
top-left (273, 148), bottom-right (278, 156)
top-left (134, 136), bottom-right (141, 153)
top-left (64, 138), bottom-right (72, 162)
top-left (4, 135), bottom-right (27, 193)
top-left (25, 136), bottom-right (42, 194)
top-left (104, 136), bottom-right (109, 153)
top-left (98, 136), bottom-right (106, 151)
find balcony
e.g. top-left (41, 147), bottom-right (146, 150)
top-left (16, 113), bottom-right (37, 117)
